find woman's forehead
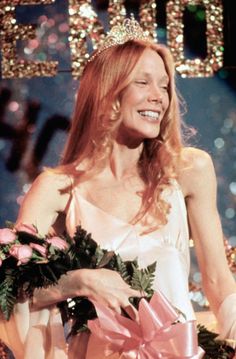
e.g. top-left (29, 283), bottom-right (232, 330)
top-left (131, 49), bottom-right (169, 78)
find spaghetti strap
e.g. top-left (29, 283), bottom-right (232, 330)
top-left (63, 174), bottom-right (74, 216)
top-left (64, 180), bottom-right (196, 357)
top-left (65, 182), bottom-right (194, 324)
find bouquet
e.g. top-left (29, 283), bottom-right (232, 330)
top-left (0, 223), bottom-right (235, 358)
top-left (0, 223), bottom-right (156, 327)
top-left (0, 222), bottom-right (71, 320)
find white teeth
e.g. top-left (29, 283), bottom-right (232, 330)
top-left (139, 110), bottom-right (159, 119)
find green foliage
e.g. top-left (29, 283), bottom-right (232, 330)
top-left (130, 261), bottom-right (156, 297)
top-left (0, 271), bottom-right (16, 320)
top-left (0, 224), bottom-right (157, 336)
top-left (198, 325), bottom-right (235, 359)
top-left (1, 224), bottom-right (235, 357)
top-left (116, 254), bottom-right (131, 283)
top-left (0, 227), bottom-right (74, 319)
top-left (58, 227), bottom-right (157, 336)
top-left (58, 228), bottom-right (136, 336)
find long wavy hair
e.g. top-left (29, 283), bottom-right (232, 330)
top-left (59, 40), bottom-right (186, 233)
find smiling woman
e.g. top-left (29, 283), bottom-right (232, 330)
top-left (0, 16), bottom-right (236, 359)
top-left (117, 49), bottom-right (170, 143)
top-left (59, 38), bottom-right (182, 234)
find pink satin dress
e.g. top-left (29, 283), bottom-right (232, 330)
top-left (66, 181), bottom-right (196, 358)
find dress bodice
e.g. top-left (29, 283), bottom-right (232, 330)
top-left (66, 181), bottom-right (195, 320)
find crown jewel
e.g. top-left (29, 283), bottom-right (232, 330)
top-left (88, 15), bottom-right (150, 62)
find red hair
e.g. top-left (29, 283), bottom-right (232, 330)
top-left (59, 40), bottom-right (186, 233)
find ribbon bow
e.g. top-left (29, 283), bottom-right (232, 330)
top-left (88, 290), bottom-right (204, 358)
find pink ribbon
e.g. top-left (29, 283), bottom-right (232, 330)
top-left (88, 290), bottom-right (205, 358)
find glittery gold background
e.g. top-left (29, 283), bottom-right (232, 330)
top-left (0, 0), bottom-right (236, 313)
top-left (0, 0), bottom-right (224, 78)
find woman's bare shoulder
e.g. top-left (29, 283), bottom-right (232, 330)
top-left (16, 170), bottom-right (72, 234)
top-left (180, 147), bottom-right (212, 167)
top-left (177, 147), bottom-right (215, 197)
top-left (28, 170), bottom-right (72, 209)
top-left (33, 170), bottom-right (72, 191)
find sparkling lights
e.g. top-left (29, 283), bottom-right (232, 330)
top-left (68, 0), bottom-right (106, 78)
top-left (166, 0), bottom-right (224, 77)
top-left (0, 0), bottom-right (58, 79)
top-left (225, 238), bottom-right (236, 273)
top-left (0, 0), bottom-right (225, 79)
top-left (139, 0), bottom-right (157, 43)
top-left (68, 0), bottom-right (158, 78)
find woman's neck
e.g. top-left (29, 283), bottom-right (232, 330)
top-left (109, 141), bottom-right (143, 180)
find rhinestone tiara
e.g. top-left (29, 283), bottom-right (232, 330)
top-left (88, 15), bottom-right (151, 62)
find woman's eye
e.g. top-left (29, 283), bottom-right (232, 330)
top-left (161, 85), bottom-right (168, 91)
top-left (135, 80), bottom-right (147, 85)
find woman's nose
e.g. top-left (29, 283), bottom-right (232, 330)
top-left (148, 85), bottom-right (163, 103)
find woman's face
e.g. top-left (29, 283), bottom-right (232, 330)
top-left (117, 48), bottom-right (170, 145)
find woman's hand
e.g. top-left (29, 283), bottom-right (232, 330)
top-left (33, 268), bottom-right (142, 318)
top-left (73, 268), bottom-right (142, 315)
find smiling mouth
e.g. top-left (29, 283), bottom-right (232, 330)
top-left (138, 110), bottom-right (160, 121)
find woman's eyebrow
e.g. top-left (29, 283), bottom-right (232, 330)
top-left (135, 72), bottom-right (169, 82)
top-left (160, 75), bottom-right (169, 83)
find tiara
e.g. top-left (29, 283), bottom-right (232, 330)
top-left (88, 15), bottom-right (151, 62)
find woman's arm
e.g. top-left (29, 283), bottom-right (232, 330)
top-left (16, 171), bottom-right (141, 312)
top-left (16, 170), bottom-right (70, 236)
top-left (178, 148), bottom-right (236, 315)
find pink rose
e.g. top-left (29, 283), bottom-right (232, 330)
top-left (0, 228), bottom-right (17, 244)
top-left (0, 258), bottom-right (2, 266)
top-left (15, 223), bottom-right (38, 236)
top-left (47, 237), bottom-right (68, 251)
top-left (30, 243), bottom-right (47, 257)
top-left (9, 244), bottom-right (33, 265)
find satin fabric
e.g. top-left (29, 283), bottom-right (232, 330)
top-left (66, 181), bottom-right (196, 358)
top-left (0, 302), bottom-right (68, 359)
top-left (87, 291), bottom-right (204, 358)
top-left (0, 181), bottom-right (195, 358)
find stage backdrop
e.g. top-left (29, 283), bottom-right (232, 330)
top-left (0, 0), bottom-right (236, 310)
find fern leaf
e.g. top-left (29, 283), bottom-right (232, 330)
top-left (116, 255), bottom-right (131, 283)
top-left (97, 251), bottom-right (115, 268)
top-left (0, 275), bottom-right (17, 320)
top-left (130, 261), bottom-right (156, 297)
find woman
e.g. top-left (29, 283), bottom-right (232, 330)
top-left (1, 17), bottom-right (236, 358)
